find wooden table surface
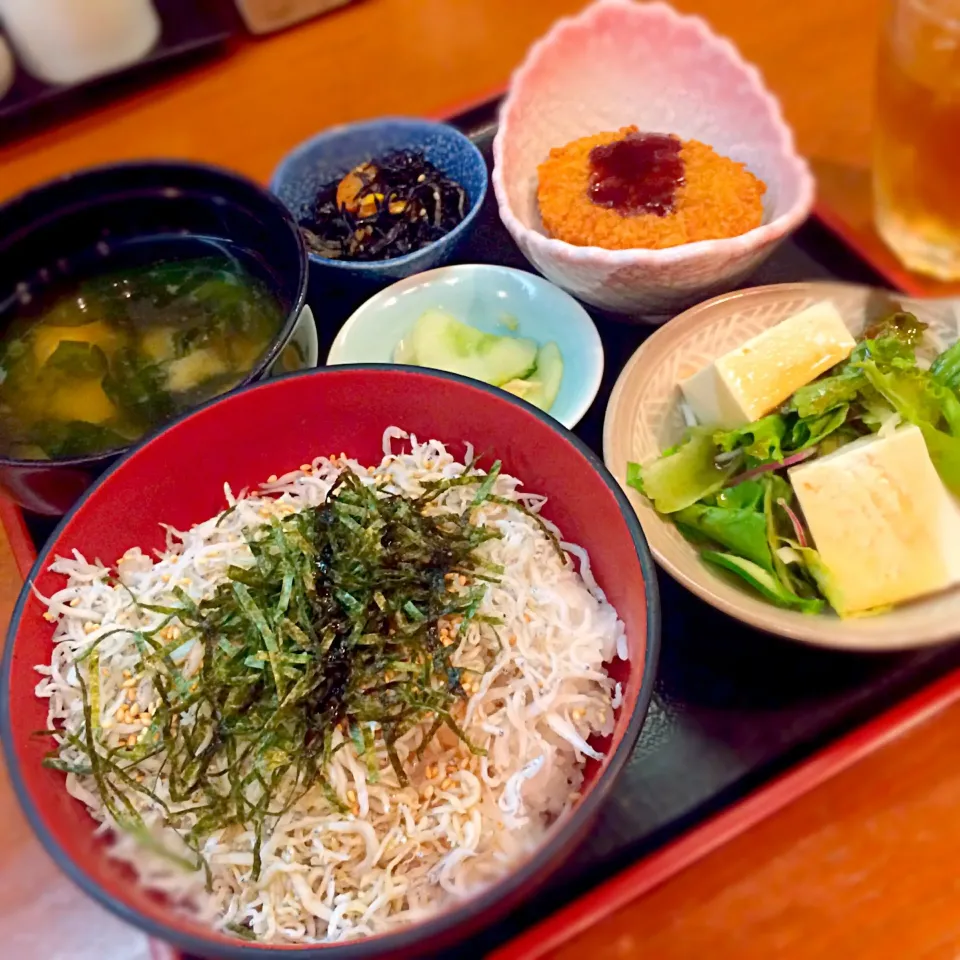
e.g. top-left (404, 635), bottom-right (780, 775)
top-left (4, 1), bottom-right (958, 958)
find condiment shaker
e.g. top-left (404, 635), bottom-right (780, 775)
top-left (0, 0), bottom-right (161, 87)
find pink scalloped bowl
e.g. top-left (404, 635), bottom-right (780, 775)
top-left (492, 0), bottom-right (815, 319)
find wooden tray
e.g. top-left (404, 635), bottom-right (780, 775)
top-left (814, 173), bottom-right (960, 300)
top-left (488, 664), bottom-right (960, 959)
top-left (4, 94), bottom-right (960, 959)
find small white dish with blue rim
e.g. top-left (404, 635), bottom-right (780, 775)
top-left (270, 117), bottom-right (488, 284)
top-left (327, 264), bottom-right (605, 429)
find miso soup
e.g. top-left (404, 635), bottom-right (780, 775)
top-left (0, 240), bottom-right (285, 460)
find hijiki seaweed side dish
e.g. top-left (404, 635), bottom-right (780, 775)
top-left (36, 428), bottom-right (625, 943)
top-left (299, 150), bottom-right (469, 261)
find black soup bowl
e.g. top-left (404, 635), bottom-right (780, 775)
top-left (0, 162), bottom-right (310, 516)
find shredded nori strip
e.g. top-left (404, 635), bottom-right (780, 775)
top-left (46, 465), bottom-right (504, 879)
top-left (299, 149), bottom-right (469, 262)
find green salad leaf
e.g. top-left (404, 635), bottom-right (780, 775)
top-left (715, 479), bottom-right (764, 511)
top-left (792, 545), bottom-right (846, 615)
top-left (931, 339), bottom-right (960, 391)
top-left (912, 425), bottom-right (960, 496)
top-left (760, 475), bottom-right (824, 610)
top-left (763, 474), bottom-right (793, 590)
top-left (849, 310), bottom-right (927, 368)
top-left (714, 414), bottom-right (786, 462)
top-left (670, 474), bottom-right (822, 615)
top-left (701, 551), bottom-right (823, 613)
top-left (858, 384), bottom-right (898, 431)
top-left (674, 501), bottom-right (772, 569)
top-left (786, 404), bottom-right (851, 452)
top-left (862, 309), bottom-right (927, 347)
top-left (859, 361), bottom-right (945, 426)
top-left (858, 360), bottom-right (960, 494)
top-left (626, 427), bottom-right (739, 514)
top-left (788, 368), bottom-right (864, 418)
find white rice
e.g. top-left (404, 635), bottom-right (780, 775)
top-left (34, 427), bottom-right (626, 944)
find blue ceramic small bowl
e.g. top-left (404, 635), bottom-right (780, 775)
top-left (270, 118), bottom-right (488, 284)
top-left (327, 264), bottom-right (605, 429)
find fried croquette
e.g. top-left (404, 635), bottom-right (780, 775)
top-left (537, 126), bottom-right (766, 250)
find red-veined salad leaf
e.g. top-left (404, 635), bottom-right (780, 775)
top-left (764, 474), bottom-right (796, 592)
top-left (761, 475), bottom-right (823, 608)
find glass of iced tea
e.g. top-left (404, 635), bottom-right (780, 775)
top-left (873, 0), bottom-right (960, 280)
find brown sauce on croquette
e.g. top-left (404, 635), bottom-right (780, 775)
top-left (537, 126), bottom-right (766, 250)
top-left (588, 132), bottom-right (685, 216)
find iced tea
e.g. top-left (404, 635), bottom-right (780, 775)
top-left (873, 0), bottom-right (960, 280)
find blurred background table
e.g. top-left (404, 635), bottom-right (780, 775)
top-left (6, 1), bottom-right (960, 958)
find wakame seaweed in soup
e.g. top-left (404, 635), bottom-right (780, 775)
top-left (0, 241), bottom-right (285, 460)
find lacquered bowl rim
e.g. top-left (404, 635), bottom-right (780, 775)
top-left (0, 363), bottom-right (660, 959)
top-left (269, 117), bottom-right (489, 273)
top-left (0, 158), bottom-right (309, 471)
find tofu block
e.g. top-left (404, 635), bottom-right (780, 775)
top-left (680, 301), bottom-right (856, 429)
top-left (47, 380), bottom-right (116, 424)
top-left (32, 321), bottom-right (117, 366)
top-left (789, 425), bottom-right (960, 615)
top-left (165, 348), bottom-right (229, 393)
